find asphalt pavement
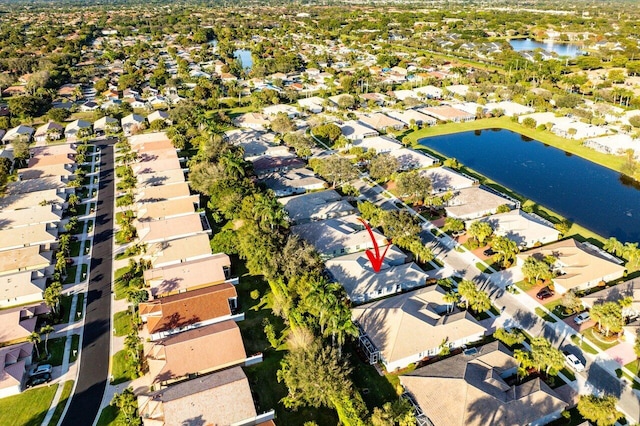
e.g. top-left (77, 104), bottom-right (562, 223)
top-left (61, 139), bottom-right (116, 426)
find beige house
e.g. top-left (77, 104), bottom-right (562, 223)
top-left (0, 246), bottom-right (53, 277)
top-left (445, 187), bottom-right (515, 220)
top-left (353, 285), bottom-right (485, 371)
top-left (280, 189), bottom-right (355, 225)
top-left (136, 213), bottom-right (209, 245)
top-left (466, 210), bottom-right (560, 249)
top-left (137, 169), bottom-right (186, 188)
top-left (0, 204), bottom-right (63, 230)
top-left (517, 239), bottom-right (625, 294)
top-left (145, 234), bottom-right (212, 268)
top-left (135, 196), bottom-right (199, 221)
top-left (0, 271), bottom-right (46, 308)
top-left (0, 303), bottom-right (49, 345)
top-left (134, 182), bottom-right (191, 204)
top-left (359, 113), bottom-right (406, 132)
top-left (137, 367), bottom-right (275, 426)
top-left (0, 189), bottom-right (66, 211)
top-left (0, 223), bottom-right (58, 252)
top-left (400, 341), bottom-right (567, 426)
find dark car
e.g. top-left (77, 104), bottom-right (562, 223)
top-left (483, 248), bottom-right (496, 256)
top-left (26, 373), bottom-right (52, 388)
top-left (536, 286), bottom-right (554, 300)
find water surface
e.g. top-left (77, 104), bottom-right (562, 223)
top-left (509, 39), bottom-right (581, 58)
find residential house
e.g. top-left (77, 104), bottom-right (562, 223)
top-left (122, 113), bottom-right (146, 136)
top-left (291, 214), bottom-right (387, 259)
top-left (339, 120), bottom-right (379, 140)
top-left (136, 214), bottom-right (209, 245)
top-left (390, 89), bottom-right (419, 102)
top-left (134, 182), bottom-right (191, 204)
top-left (444, 85), bottom-right (470, 98)
top-left (0, 304), bottom-right (49, 345)
top-left (400, 341), bottom-right (566, 426)
top-left (252, 156), bottom-right (305, 178)
top-left (262, 167), bottom-right (326, 197)
top-left (93, 116), bottom-right (120, 136)
top-left (349, 135), bottom-right (402, 153)
top-left (224, 130), bottom-right (290, 161)
top-left (419, 167), bottom-right (476, 193)
top-left (0, 223), bottom-right (58, 253)
top-left (421, 106), bottom-right (475, 123)
top-left (0, 246), bottom-right (53, 277)
top-left (359, 113), bottom-right (405, 132)
top-left (467, 210), bottom-right (560, 249)
top-left (137, 169), bottom-right (186, 188)
top-left (2, 125), bottom-right (34, 143)
top-left (6, 177), bottom-right (68, 196)
top-left (27, 153), bottom-right (75, 169)
top-left (298, 96), bottom-right (325, 113)
top-left (34, 122), bottom-right (64, 144)
top-left (0, 271), bottom-right (46, 308)
top-left (232, 113), bottom-right (271, 131)
top-left (328, 94), bottom-right (356, 110)
top-left (483, 101), bottom-right (534, 117)
top-left (327, 245), bottom-right (430, 304)
top-left (147, 110), bottom-right (170, 126)
top-left (145, 321), bottom-right (255, 386)
top-left (144, 254), bottom-right (233, 299)
top-left (388, 148), bottom-right (438, 171)
top-left (64, 120), bottom-right (93, 141)
top-left (280, 189), bottom-right (356, 225)
top-left (139, 283), bottom-right (241, 340)
top-left (263, 104), bottom-right (299, 119)
top-left (353, 285), bottom-right (485, 371)
top-left (516, 239), bottom-right (626, 294)
top-left (584, 134), bottom-right (640, 158)
top-left (145, 234), bottom-right (212, 268)
top-left (360, 92), bottom-right (389, 107)
top-left (445, 187), bottom-right (515, 220)
top-left (384, 109), bottom-right (437, 128)
top-left (17, 163), bottom-right (74, 180)
top-left (132, 156), bottom-right (183, 176)
top-left (80, 101), bottom-right (99, 112)
top-left (0, 342), bottom-right (33, 399)
top-left (412, 85), bottom-right (443, 100)
top-left (0, 188), bottom-right (66, 212)
top-left (137, 367), bottom-right (275, 426)
top-left (581, 279), bottom-right (640, 342)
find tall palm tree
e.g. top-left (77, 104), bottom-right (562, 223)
top-left (604, 237), bottom-right (624, 257)
top-left (28, 332), bottom-right (41, 359)
top-left (443, 291), bottom-right (460, 314)
top-left (40, 325), bottom-right (55, 356)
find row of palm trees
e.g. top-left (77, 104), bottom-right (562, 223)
top-left (603, 237), bottom-right (640, 270)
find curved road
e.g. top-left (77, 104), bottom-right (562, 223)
top-left (62, 139), bottom-right (116, 426)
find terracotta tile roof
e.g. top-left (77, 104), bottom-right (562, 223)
top-left (140, 283), bottom-right (237, 334)
top-left (145, 321), bottom-right (247, 384)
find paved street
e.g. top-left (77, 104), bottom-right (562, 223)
top-left (61, 139), bottom-right (116, 426)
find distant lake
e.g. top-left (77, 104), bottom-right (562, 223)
top-left (509, 38), bottom-right (581, 58)
top-left (234, 49), bottom-right (253, 70)
top-left (419, 129), bottom-right (640, 242)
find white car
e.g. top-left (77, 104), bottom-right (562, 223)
top-left (574, 312), bottom-right (591, 325)
top-left (565, 353), bottom-right (585, 372)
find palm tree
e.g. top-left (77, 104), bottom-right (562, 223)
top-left (40, 325), bottom-right (55, 356)
top-left (28, 332), bottom-right (41, 359)
top-left (624, 243), bottom-right (640, 270)
top-left (604, 237), bottom-right (624, 257)
top-left (219, 151), bottom-right (245, 179)
top-left (443, 291), bottom-right (460, 314)
top-left (44, 282), bottom-right (62, 315)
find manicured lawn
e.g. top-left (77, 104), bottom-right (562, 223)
top-left (59, 294), bottom-right (74, 322)
top-left (559, 367), bottom-right (576, 382)
top-left (543, 299), bottom-right (574, 318)
top-left (111, 349), bottom-right (137, 385)
top-left (63, 265), bottom-right (78, 284)
top-left (345, 344), bottom-right (399, 411)
top-left (96, 405), bottom-right (122, 426)
top-left (70, 334), bottom-right (80, 363)
top-left (570, 334), bottom-right (598, 355)
top-left (113, 310), bottom-right (133, 337)
top-left (475, 261), bottom-right (492, 273)
top-left (69, 241), bottom-right (82, 257)
top-left (534, 307), bottom-right (557, 323)
top-left (114, 266), bottom-right (128, 300)
top-left (515, 279), bottom-right (537, 292)
top-left (583, 327), bottom-right (620, 351)
top-left (35, 336), bottom-right (66, 366)
top-left (49, 380), bottom-right (74, 426)
top-left (0, 382), bottom-right (59, 426)
top-left (74, 293), bottom-right (85, 322)
top-left (548, 406), bottom-right (588, 426)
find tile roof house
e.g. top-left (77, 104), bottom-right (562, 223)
top-left (0, 342), bottom-right (33, 399)
top-left (0, 245), bottom-right (52, 277)
top-left (358, 113), bottom-right (406, 132)
top-left (384, 109), bottom-right (437, 128)
top-left (93, 116), bottom-right (120, 136)
top-left (17, 163), bottom-right (75, 180)
top-left (132, 156), bottom-right (183, 176)
top-left (137, 366), bottom-right (275, 426)
top-left (388, 148), bottom-right (438, 171)
top-left (517, 239), bottom-right (626, 294)
top-left (348, 135), bottom-right (402, 153)
top-left (144, 254), bottom-right (233, 299)
top-left (261, 167), bottom-right (326, 197)
top-left (2, 125), bottom-right (34, 143)
top-left (339, 120), bottom-right (379, 141)
top-left (0, 303), bottom-right (49, 345)
top-left (252, 156), bottom-right (305, 178)
top-left (445, 187), bottom-right (515, 220)
top-left (137, 169), bottom-right (186, 188)
top-left (136, 212), bottom-right (209, 244)
top-left (582, 279), bottom-right (640, 342)
top-left (353, 285), bottom-right (485, 371)
top-left (291, 214), bottom-right (387, 259)
top-left (0, 204), bottom-right (62, 230)
top-left (145, 321), bottom-right (255, 385)
top-left (280, 189), bottom-right (356, 225)
top-left (64, 119), bottom-right (93, 141)
top-left (145, 234), bottom-right (212, 268)
top-left (34, 122), bottom-right (64, 144)
top-left (466, 209), bottom-right (560, 249)
top-left (27, 153), bottom-right (74, 168)
top-left (420, 105), bottom-right (475, 123)
top-left (0, 223), bottom-right (58, 253)
top-left (327, 245), bottom-right (430, 304)
top-left (134, 182), bottom-right (191, 204)
top-left (139, 283), bottom-right (241, 340)
top-left (232, 112), bottom-right (271, 131)
top-left (0, 271), bottom-right (46, 308)
top-left (400, 342), bottom-right (566, 426)
top-left (7, 176), bottom-right (68, 196)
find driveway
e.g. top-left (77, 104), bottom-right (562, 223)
top-left (61, 139), bottom-right (116, 426)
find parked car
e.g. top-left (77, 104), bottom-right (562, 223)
top-left (536, 286), bottom-right (554, 300)
top-left (483, 248), bottom-right (496, 256)
top-left (29, 364), bottom-right (52, 377)
top-left (26, 373), bottom-right (52, 388)
top-left (452, 230), bottom-right (466, 237)
top-left (574, 312), bottom-right (591, 325)
top-left (564, 352), bottom-right (585, 372)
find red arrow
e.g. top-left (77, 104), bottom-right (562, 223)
top-left (358, 217), bottom-right (392, 273)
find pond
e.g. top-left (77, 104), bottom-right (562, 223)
top-left (419, 129), bottom-right (640, 242)
top-left (509, 38), bottom-right (582, 58)
top-left (233, 49), bottom-right (253, 70)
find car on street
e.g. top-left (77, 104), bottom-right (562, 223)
top-left (26, 372), bottom-right (52, 388)
top-left (536, 286), bottom-right (554, 300)
top-left (574, 312), bottom-right (591, 325)
top-left (564, 352), bottom-right (585, 372)
top-left (29, 364), bottom-right (52, 377)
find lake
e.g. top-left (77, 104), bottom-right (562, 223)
top-left (419, 129), bottom-right (640, 242)
top-left (509, 38), bottom-right (581, 58)
top-left (234, 49), bottom-right (253, 70)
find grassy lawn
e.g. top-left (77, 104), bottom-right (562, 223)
top-left (625, 360), bottom-right (640, 377)
top-left (111, 349), bottom-right (137, 385)
top-left (548, 406), bottom-right (588, 426)
top-left (234, 260), bottom-right (339, 426)
top-left (570, 334), bottom-right (599, 355)
top-left (515, 279), bottom-right (538, 292)
top-left (475, 261), bottom-right (492, 273)
top-left (59, 294), bottom-right (74, 322)
top-left (344, 344), bottom-right (398, 411)
top-left (560, 367), bottom-right (576, 382)
top-left (96, 405), bottom-right (123, 426)
top-left (543, 299), bottom-right (574, 319)
top-left (114, 266), bottom-right (128, 300)
top-left (583, 327), bottom-right (620, 351)
top-left (113, 310), bottom-right (133, 337)
top-left (0, 383), bottom-right (59, 426)
top-left (63, 265), bottom-right (78, 284)
top-left (74, 293), bottom-right (85, 322)
top-left (69, 241), bottom-right (82, 257)
top-left (534, 307), bottom-right (557, 323)
top-left (35, 336), bottom-right (67, 366)
top-left (70, 334), bottom-right (80, 362)
top-left (49, 380), bottom-right (74, 426)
